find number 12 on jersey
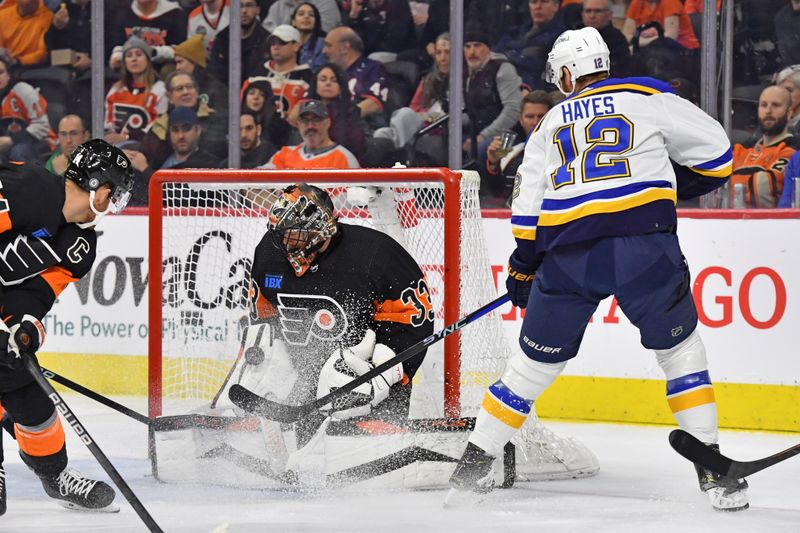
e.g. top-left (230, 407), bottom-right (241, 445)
top-left (551, 114), bottom-right (634, 189)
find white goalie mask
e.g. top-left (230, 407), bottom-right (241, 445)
top-left (545, 27), bottom-right (611, 96)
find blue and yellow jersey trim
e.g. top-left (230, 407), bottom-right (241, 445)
top-left (689, 147), bottom-right (733, 177)
top-left (536, 180), bottom-right (676, 227)
top-left (565, 77), bottom-right (673, 102)
top-left (666, 370), bottom-right (716, 413)
top-left (511, 215), bottom-right (538, 240)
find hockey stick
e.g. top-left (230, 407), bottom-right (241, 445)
top-left (19, 348), bottom-right (163, 533)
top-left (40, 366), bottom-right (255, 432)
top-left (229, 293), bottom-right (511, 423)
top-left (669, 429), bottom-right (800, 478)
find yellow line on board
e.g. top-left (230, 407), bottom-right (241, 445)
top-left (37, 353), bottom-right (800, 432)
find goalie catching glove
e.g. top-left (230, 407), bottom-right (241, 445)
top-left (316, 329), bottom-right (403, 420)
top-left (0, 315), bottom-right (45, 369)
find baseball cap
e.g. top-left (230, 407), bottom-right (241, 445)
top-left (297, 100), bottom-right (329, 119)
top-left (269, 24), bottom-right (301, 44)
top-left (168, 106), bottom-right (199, 126)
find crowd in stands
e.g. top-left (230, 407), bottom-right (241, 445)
top-left (0, 0), bottom-right (797, 208)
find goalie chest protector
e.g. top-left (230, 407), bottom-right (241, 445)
top-left (250, 223), bottom-right (434, 379)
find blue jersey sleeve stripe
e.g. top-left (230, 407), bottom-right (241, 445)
top-left (540, 180), bottom-right (672, 211)
top-left (488, 381), bottom-right (533, 414)
top-left (666, 370), bottom-right (713, 396)
top-left (693, 148), bottom-right (733, 171)
top-left (511, 215), bottom-right (539, 226)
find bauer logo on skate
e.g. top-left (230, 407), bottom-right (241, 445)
top-left (276, 294), bottom-right (348, 346)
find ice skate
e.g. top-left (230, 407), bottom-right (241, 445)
top-left (444, 442), bottom-right (496, 507)
top-left (694, 444), bottom-right (749, 512)
top-left (41, 467), bottom-right (119, 513)
top-left (513, 418), bottom-right (600, 481)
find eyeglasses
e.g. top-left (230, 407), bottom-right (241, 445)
top-left (169, 123), bottom-right (196, 133)
top-left (583, 8), bottom-right (610, 15)
top-left (170, 83), bottom-right (196, 92)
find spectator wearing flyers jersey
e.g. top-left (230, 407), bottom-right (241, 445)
top-left (187, 0), bottom-right (230, 55)
top-left (104, 36), bottom-right (168, 143)
top-left (323, 26), bottom-right (390, 126)
top-left (107, 0), bottom-right (188, 69)
top-left (244, 24), bottom-right (313, 127)
top-left (0, 52), bottom-right (57, 162)
top-left (262, 99), bottom-right (360, 169)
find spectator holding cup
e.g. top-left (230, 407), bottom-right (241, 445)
top-left (483, 90), bottom-right (553, 207)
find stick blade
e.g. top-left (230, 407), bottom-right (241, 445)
top-left (228, 385), bottom-right (301, 423)
top-left (669, 429), bottom-right (733, 476)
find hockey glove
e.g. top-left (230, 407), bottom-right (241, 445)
top-left (506, 250), bottom-right (536, 309)
top-left (316, 330), bottom-right (403, 420)
top-left (9, 315), bottom-right (46, 357)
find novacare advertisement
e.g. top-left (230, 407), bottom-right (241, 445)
top-left (40, 212), bottom-right (800, 430)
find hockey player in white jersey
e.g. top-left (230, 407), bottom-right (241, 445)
top-left (447, 27), bottom-right (748, 512)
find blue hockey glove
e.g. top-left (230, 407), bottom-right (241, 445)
top-left (506, 250), bottom-right (536, 309)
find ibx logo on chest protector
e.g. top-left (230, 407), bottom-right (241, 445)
top-left (276, 294), bottom-right (348, 346)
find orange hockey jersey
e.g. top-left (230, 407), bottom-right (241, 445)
top-left (732, 134), bottom-right (798, 208)
top-left (264, 142), bottom-right (360, 170)
top-left (1, 81), bottom-right (56, 149)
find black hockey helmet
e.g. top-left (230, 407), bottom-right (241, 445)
top-left (268, 183), bottom-right (338, 276)
top-left (64, 139), bottom-right (135, 216)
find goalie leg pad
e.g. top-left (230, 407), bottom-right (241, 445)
top-left (655, 330), bottom-right (718, 444)
top-left (470, 353), bottom-right (566, 457)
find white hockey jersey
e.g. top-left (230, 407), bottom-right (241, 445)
top-left (511, 77), bottom-right (731, 258)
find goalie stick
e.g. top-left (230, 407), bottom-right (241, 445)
top-left (669, 429), bottom-right (800, 478)
top-left (41, 366), bottom-right (257, 432)
top-left (18, 344), bottom-right (164, 533)
top-left (229, 293), bottom-right (511, 423)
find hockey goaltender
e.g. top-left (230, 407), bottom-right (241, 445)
top-left (152, 183), bottom-right (598, 489)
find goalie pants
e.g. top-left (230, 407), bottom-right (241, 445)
top-left (518, 231), bottom-right (698, 363)
top-left (0, 379), bottom-right (67, 478)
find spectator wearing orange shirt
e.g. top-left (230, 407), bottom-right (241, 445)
top-left (732, 85), bottom-right (799, 208)
top-left (622, 0), bottom-right (699, 51)
top-left (262, 99), bottom-right (360, 169)
top-left (0, 0), bottom-right (53, 67)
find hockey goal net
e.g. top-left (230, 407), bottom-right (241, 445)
top-left (148, 168), bottom-right (513, 421)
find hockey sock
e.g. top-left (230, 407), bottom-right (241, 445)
top-left (15, 410), bottom-right (68, 479)
top-left (655, 330), bottom-right (718, 444)
top-left (470, 352), bottom-right (566, 457)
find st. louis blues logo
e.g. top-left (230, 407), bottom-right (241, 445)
top-left (276, 294), bottom-right (348, 346)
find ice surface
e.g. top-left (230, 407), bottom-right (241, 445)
top-left (2, 394), bottom-right (798, 532)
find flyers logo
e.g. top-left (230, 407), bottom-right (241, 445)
top-left (112, 104), bottom-right (150, 135)
top-left (276, 294), bottom-right (348, 346)
top-left (374, 279), bottom-right (434, 327)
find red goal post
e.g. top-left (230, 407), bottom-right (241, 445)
top-left (148, 168), bottom-right (509, 421)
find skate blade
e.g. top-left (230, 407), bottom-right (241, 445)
top-left (58, 500), bottom-right (120, 513)
top-left (443, 487), bottom-right (487, 508)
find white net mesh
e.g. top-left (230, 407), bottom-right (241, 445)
top-left (153, 170), bottom-right (512, 418)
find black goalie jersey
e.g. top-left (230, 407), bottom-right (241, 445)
top-left (249, 223), bottom-right (435, 404)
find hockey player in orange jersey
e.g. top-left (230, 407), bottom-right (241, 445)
top-left (0, 139), bottom-right (134, 515)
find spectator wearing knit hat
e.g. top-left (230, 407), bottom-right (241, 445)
top-left (0, 0), bottom-right (53, 67)
top-left (174, 33), bottom-right (229, 115)
top-left (104, 35), bottom-right (167, 144)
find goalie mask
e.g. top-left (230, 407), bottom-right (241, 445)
top-left (269, 184), bottom-right (338, 277)
top-left (545, 27), bottom-right (610, 96)
top-left (64, 139), bottom-right (135, 228)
